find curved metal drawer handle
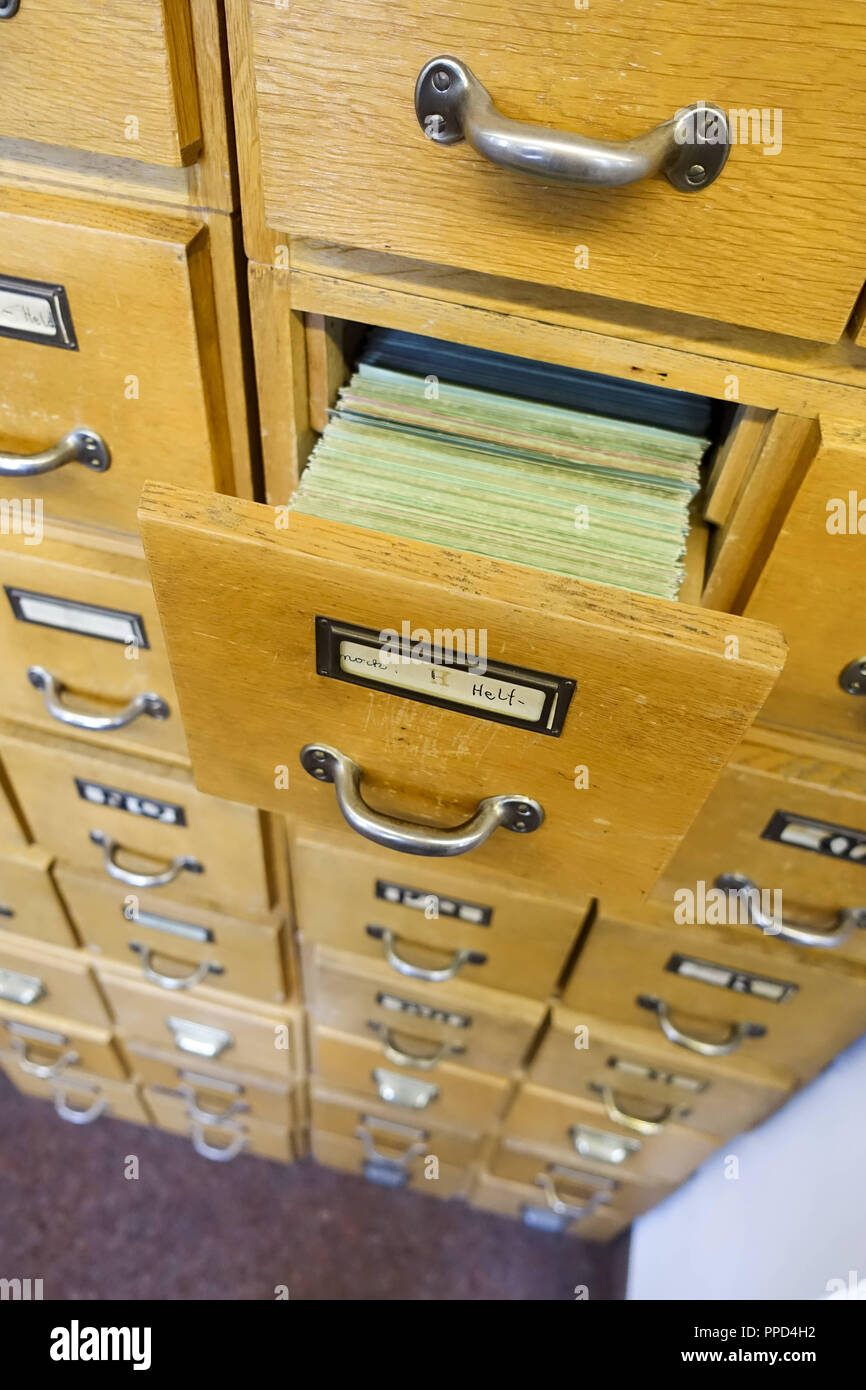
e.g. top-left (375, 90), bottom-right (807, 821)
top-left (301, 743), bottom-right (543, 857)
top-left (27, 666), bottom-right (169, 732)
top-left (52, 1085), bottom-right (109, 1126)
top-left (648, 998), bottom-right (754, 1057)
top-left (535, 1170), bottom-right (613, 1221)
top-left (368, 1021), bottom-right (464, 1070)
top-left (129, 943), bottom-right (219, 992)
top-left (377, 928), bottom-right (475, 984)
top-left (89, 829), bottom-right (203, 889)
top-left (190, 1120), bottom-right (247, 1163)
top-left (0, 1), bottom-right (21, 19)
top-left (715, 873), bottom-right (866, 950)
top-left (10, 1038), bottom-right (79, 1079)
top-left (415, 57), bottom-right (730, 192)
top-left (599, 1084), bottom-right (672, 1135)
top-left (177, 1084), bottom-right (249, 1126)
top-left (0, 428), bottom-right (109, 477)
top-left (355, 1120), bottom-right (428, 1168)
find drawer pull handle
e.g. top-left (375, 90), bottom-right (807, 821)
top-left (190, 1120), bottom-right (247, 1163)
top-left (129, 943), bottom-right (220, 992)
top-left (0, 428), bottom-right (110, 477)
top-left (300, 743), bottom-right (543, 857)
top-left (166, 1016), bottom-right (233, 1060)
top-left (643, 996), bottom-right (758, 1057)
top-left (368, 1021), bottom-right (464, 1070)
top-left (355, 1117), bottom-right (428, 1168)
top-left (715, 873), bottom-right (866, 950)
top-left (177, 1084), bottom-right (249, 1126)
top-left (10, 1038), bottom-right (79, 1079)
top-left (375, 927), bottom-right (477, 983)
top-left (52, 1085), bottom-right (108, 1126)
top-left (90, 829), bottom-right (203, 889)
top-left (536, 1167), bottom-right (614, 1221)
top-left (415, 57), bottom-right (731, 193)
top-left (0, 1), bottom-right (20, 18)
top-left (599, 1084), bottom-right (672, 1135)
top-left (27, 666), bottom-right (170, 732)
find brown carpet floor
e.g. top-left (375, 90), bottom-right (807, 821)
top-left (0, 1072), bottom-right (628, 1300)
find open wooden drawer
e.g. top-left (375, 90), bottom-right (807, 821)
top-left (235, 0), bottom-right (866, 341)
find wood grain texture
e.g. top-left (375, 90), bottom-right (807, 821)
top-left (562, 907), bottom-right (866, 1081)
top-left (0, 528), bottom-right (188, 765)
top-left (248, 263), bottom-right (313, 501)
top-left (0, 187), bottom-right (236, 533)
top-left (139, 482), bottom-right (787, 902)
top-left (301, 940), bottom-right (546, 1077)
top-left (0, 0), bottom-right (201, 167)
top-left (0, 844), bottom-right (79, 949)
top-left (291, 830), bottom-right (587, 1000)
top-left (247, 0), bottom-right (866, 339)
top-left (287, 254), bottom-right (866, 418)
top-left (703, 406), bottom-right (773, 527)
top-left (0, 725), bottom-right (272, 919)
top-left (530, 1006), bottom-right (792, 1140)
top-left (744, 418), bottom-right (866, 745)
top-left (0, 761), bottom-right (28, 845)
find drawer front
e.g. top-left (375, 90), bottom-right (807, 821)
top-left (0, 533), bottom-right (186, 763)
top-left (57, 868), bottom-right (287, 1006)
top-left (531, 1009), bottom-right (791, 1140)
top-left (146, 1087), bottom-right (294, 1164)
top-left (302, 942), bottom-right (545, 1076)
top-left (564, 911), bottom-right (866, 1079)
top-left (467, 1171), bottom-right (630, 1240)
top-left (0, 1010), bottom-right (126, 1080)
top-left (311, 1024), bottom-right (510, 1132)
top-left (311, 1087), bottom-right (482, 1169)
top-left (0, 732), bottom-right (271, 918)
top-left (0, 0), bottom-right (200, 166)
top-left (654, 738), bottom-right (866, 968)
top-left (118, 1037), bottom-right (295, 1126)
top-left (311, 1128), bottom-right (468, 1199)
top-left (503, 1083), bottom-right (718, 1184)
top-left (744, 421), bottom-right (866, 745)
top-left (489, 1138), bottom-right (670, 1222)
top-left (0, 844), bottom-right (78, 948)
top-left (141, 486), bottom-right (784, 903)
top-left (0, 1058), bottom-right (150, 1127)
top-left (97, 970), bottom-right (297, 1079)
top-left (0, 933), bottom-right (108, 1027)
top-left (0, 767), bottom-right (25, 844)
top-left (294, 833), bottom-right (585, 1000)
top-left (248, 1), bottom-right (866, 340)
top-left (0, 190), bottom-right (231, 533)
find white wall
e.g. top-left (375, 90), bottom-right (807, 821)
top-left (627, 1032), bottom-right (866, 1301)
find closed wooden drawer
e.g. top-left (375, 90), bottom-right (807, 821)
top-left (311, 1128), bottom-right (467, 1199)
top-left (302, 941), bottom-right (546, 1076)
top-left (0, 764), bottom-right (25, 844)
top-left (0, 843), bottom-right (78, 948)
top-left (654, 735), bottom-right (866, 969)
top-left (467, 1171), bottom-right (631, 1240)
top-left (0, 0), bottom-right (200, 167)
top-left (742, 421), bottom-right (866, 745)
top-left (0, 730), bottom-right (271, 918)
top-left (531, 1007), bottom-right (792, 1142)
top-left (0, 1058), bottom-right (150, 1128)
top-left (311, 1023), bottom-right (511, 1132)
top-left (0, 932), bottom-right (108, 1027)
top-left (563, 906), bottom-right (866, 1080)
top-left (311, 1085), bottom-right (483, 1168)
top-left (141, 484), bottom-right (784, 903)
top-left (503, 1082), bottom-right (718, 1184)
top-left (0, 1008), bottom-right (126, 1080)
top-left (0, 188), bottom-right (235, 533)
top-left (146, 1086), bottom-right (294, 1164)
top-left (245, 1), bottom-right (866, 340)
top-left (489, 1137), bottom-right (672, 1223)
top-left (97, 966), bottom-right (298, 1079)
top-left (293, 832), bottom-right (585, 1000)
top-left (0, 530), bottom-right (186, 764)
top-left (57, 868), bottom-right (288, 1006)
top-left (118, 1035), bottom-right (296, 1126)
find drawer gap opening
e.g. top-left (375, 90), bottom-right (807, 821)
top-left (296, 320), bottom-right (760, 608)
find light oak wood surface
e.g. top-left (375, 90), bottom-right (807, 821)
top-left (0, 1060), bottom-right (151, 1126)
top-left (0, 930), bottom-right (109, 1029)
top-left (0, 1007), bottom-right (126, 1080)
top-left (119, 1034), bottom-right (296, 1125)
top-left (0, 843), bottom-right (78, 949)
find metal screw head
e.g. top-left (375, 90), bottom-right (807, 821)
top-left (839, 658), bottom-right (866, 696)
top-left (686, 164), bottom-right (707, 185)
top-left (432, 69), bottom-right (451, 92)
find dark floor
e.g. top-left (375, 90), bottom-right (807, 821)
top-left (0, 1073), bottom-right (628, 1300)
